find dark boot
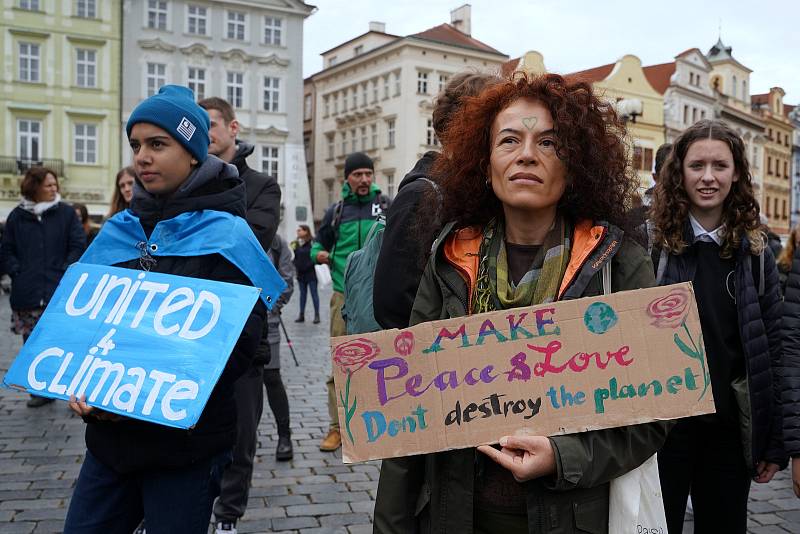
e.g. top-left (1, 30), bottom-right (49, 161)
top-left (294, 315), bottom-right (304, 323)
top-left (313, 313), bottom-right (320, 324)
top-left (27, 395), bottom-right (54, 408)
top-left (276, 435), bottom-right (293, 461)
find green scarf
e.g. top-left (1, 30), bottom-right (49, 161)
top-left (473, 216), bottom-right (572, 314)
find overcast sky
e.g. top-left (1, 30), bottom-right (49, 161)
top-left (302, 0), bottom-right (800, 104)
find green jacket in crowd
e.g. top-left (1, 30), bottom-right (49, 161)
top-left (373, 219), bottom-right (673, 534)
top-left (311, 182), bottom-right (389, 293)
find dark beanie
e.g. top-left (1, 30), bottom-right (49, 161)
top-left (126, 85), bottom-right (210, 162)
top-left (344, 152), bottom-right (374, 179)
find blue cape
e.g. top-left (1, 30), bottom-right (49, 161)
top-left (81, 210), bottom-right (286, 309)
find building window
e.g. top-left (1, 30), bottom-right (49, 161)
top-left (334, 93), bottom-right (340, 114)
top-left (387, 119), bottom-right (396, 147)
top-left (263, 77), bottom-right (280, 112)
top-left (18, 42), bottom-right (40, 83)
top-left (226, 71), bottom-right (244, 108)
top-left (187, 67), bottom-right (205, 100)
top-left (417, 71), bottom-right (428, 94)
top-left (386, 173), bottom-right (395, 198)
top-left (227, 11), bottom-right (246, 40)
top-left (323, 96), bottom-right (330, 117)
top-left (394, 72), bottom-right (401, 96)
top-left (76, 48), bottom-right (97, 88)
top-left (784, 199), bottom-right (788, 219)
top-left (700, 110), bottom-right (706, 120)
top-left (303, 135), bottom-right (311, 163)
top-left (785, 160), bottom-right (789, 178)
top-left (342, 91), bottom-right (348, 112)
top-left (752, 145), bottom-right (759, 168)
top-left (147, 0), bottom-right (168, 30)
top-left (354, 44), bottom-right (364, 56)
top-left (774, 198), bottom-right (779, 218)
top-left (371, 124), bottom-right (377, 149)
top-left (383, 75), bottom-right (390, 99)
top-left (304, 94), bottom-right (312, 121)
top-left (326, 133), bottom-right (334, 159)
top-left (341, 131), bottom-right (347, 155)
top-left (691, 107), bottom-right (697, 123)
top-left (261, 145), bottom-right (279, 178)
top-left (439, 74), bottom-right (449, 92)
top-left (361, 127), bottom-right (367, 151)
top-left (263, 16), bottom-right (282, 45)
top-left (768, 156), bottom-right (772, 175)
top-left (328, 56), bottom-right (338, 67)
top-left (20, 0), bottom-right (39, 10)
top-left (76, 0), bottom-right (96, 18)
top-left (351, 88), bottom-right (357, 109)
top-left (326, 181), bottom-right (334, 206)
top-left (371, 80), bottom-right (378, 103)
top-left (633, 146), bottom-right (654, 171)
top-left (187, 5), bottom-right (207, 35)
top-left (17, 119), bottom-right (41, 161)
top-left (682, 105), bottom-right (688, 125)
top-left (351, 128), bottom-right (358, 152)
top-left (361, 84), bottom-right (368, 107)
top-left (768, 128), bottom-right (773, 140)
top-left (146, 62), bottom-right (166, 97)
top-left (766, 195), bottom-right (771, 216)
top-left (426, 119), bottom-right (438, 146)
top-left (74, 123), bottom-right (97, 164)
top-left (742, 80), bottom-right (747, 101)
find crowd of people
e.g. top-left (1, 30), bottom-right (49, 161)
top-left (1, 68), bottom-right (800, 534)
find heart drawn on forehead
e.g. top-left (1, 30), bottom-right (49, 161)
top-left (521, 116), bottom-right (538, 131)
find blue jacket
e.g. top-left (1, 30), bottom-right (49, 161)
top-left (0, 202), bottom-right (85, 310)
top-left (656, 235), bottom-right (787, 470)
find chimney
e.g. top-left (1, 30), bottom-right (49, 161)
top-left (369, 21), bottom-right (386, 33)
top-left (450, 4), bottom-right (471, 35)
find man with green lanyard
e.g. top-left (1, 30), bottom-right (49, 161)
top-left (312, 152), bottom-right (390, 451)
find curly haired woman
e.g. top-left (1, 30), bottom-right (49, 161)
top-left (373, 73), bottom-right (671, 534)
top-left (650, 119), bottom-right (786, 533)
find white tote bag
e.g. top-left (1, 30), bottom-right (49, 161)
top-left (609, 454), bottom-right (668, 533)
top-left (315, 264), bottom-right (332, 288)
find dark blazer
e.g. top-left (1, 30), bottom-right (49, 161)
top-left (0, 202), bottom-right (85, 310)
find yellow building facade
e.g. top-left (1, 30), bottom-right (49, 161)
top-left (752, 88), bottom-right (793, 236)
top-left (0, 0), bottom-right (121, 217)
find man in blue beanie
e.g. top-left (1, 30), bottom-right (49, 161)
top-left (63, 85), bottom-right (271, 534)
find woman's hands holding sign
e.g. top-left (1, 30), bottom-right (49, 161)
top-left (478, 435), bottom-right (556, 482)
top-left (68, 394), bottom-right (123, 422)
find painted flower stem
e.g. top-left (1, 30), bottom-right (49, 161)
top-left (339, 370), bottom-right (358, 445)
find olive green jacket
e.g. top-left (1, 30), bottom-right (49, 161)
top-left (373, 220), bottom-right (673, 534)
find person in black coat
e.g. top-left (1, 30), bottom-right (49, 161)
top-left (650, 119), bottom-right (786, 534)
top-left (781, 225), bottom-right (800, 497)
top-left (292, 224), bottom-right (319, 323)
top-left (373, 71), bottom-right (499, 331)
top-left (63, 86), bottom-right (266, 534)
top-left (0, 166), bottom-right (86, 407)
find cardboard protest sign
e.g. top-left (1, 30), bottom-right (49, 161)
top-left (332, 282), bottom-right (713, 463)
top-left (2, 263), bottom-right (259, 429)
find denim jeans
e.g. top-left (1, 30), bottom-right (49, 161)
top-left (64, 448), bottom-right (232, 534)
top-left (298, 278), bottom-right (320, 316)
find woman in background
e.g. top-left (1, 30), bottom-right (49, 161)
top-left (0, 166), bottom-right (85, 407)
top-left (107, 166), bottom-right (135, 218)
top-left (292, 224), bottom-right (320, 323)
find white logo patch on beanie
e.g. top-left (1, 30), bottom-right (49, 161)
top-left (176, 117), bottom-right (196, 141)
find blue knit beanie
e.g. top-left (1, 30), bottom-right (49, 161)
top-left (126, 85), bottom-right (210, 162)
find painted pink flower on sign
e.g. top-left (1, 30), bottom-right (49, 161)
top-left (647, 288), bottom-right (691, 329)
top-left (333, 338), bottom-right (380, 375)
top-left (394, 332), bottom-right (414, 356)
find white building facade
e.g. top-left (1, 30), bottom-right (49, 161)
top-left (121, 0), bottom-right (314, 241)
top-left (306, 6), bottom-right (507, 222)
top-left (660, 49), bottom-right (717, 143)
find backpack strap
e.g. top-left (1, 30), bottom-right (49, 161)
top-left (655, 248), bottom-right (669, 285)
top-left (602, 262), bottom-right (611, 296)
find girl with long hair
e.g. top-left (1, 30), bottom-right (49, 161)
top-left (373, 73), bottom-right (670, 534)
top-left (107, 166), bottom-right (135, 218)
top-left (650, 119), bottom-right (786, 533)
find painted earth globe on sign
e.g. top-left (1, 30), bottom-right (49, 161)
top-left (583, 302), bottom-right (618, 334)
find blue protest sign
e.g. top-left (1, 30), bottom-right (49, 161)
top-left (2, 263), bottom-right (260, 429)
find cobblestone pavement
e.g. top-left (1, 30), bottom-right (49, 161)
top-left (1, 285), bottom-right (799, 533)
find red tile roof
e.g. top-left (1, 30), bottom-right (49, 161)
top-left (569, 63), bottom-right (614, 83)
top-left (501, 57), bottom-right (520, 77)
top-left (785, 104), bottom-right (796, 116)
top-left (642, 62), bottom-right (676, 94)
top-left (410, 24), bottom-right (505, 55)
top-left (751, 93), bottom-right (769, 105)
